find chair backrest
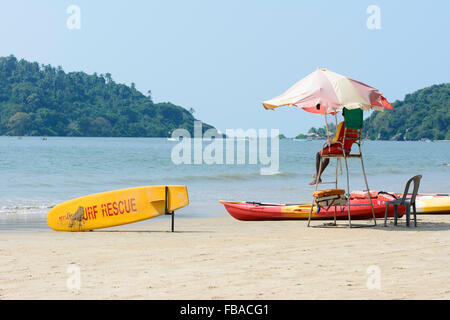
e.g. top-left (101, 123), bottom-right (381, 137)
top-left (342, 108), bottom-right (363, 152)
top-left (344, 108), bottom-right (363, 129)
top-left (400, 175), bottom-right (422, 205)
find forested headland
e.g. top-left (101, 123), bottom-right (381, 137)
top-left (0, 55), bottom-right (215, 137)
top-left (363, 83), bottom-right (450, 141)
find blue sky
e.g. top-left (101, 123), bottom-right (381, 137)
top-left (0, 0), bottom-right (449, 136)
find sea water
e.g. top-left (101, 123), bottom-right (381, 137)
top-left (0, 136), bottom-right (449, 231)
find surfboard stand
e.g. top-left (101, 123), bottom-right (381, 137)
top-left (164, 186), bottom-right (175, 232)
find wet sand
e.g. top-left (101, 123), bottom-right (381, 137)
top-left (1, 215), bottom-right (449, 299)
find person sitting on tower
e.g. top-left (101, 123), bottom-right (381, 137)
top-left (310, 108), bottom-right (359, 185)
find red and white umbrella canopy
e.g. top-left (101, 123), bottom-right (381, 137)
top-left (262, 68), bottom-right (393, 114)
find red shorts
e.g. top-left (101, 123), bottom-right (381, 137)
top-left (319, 144), bottom-right (350, 156)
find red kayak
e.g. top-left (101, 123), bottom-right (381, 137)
top-left (220, 192), bottom-right (405, 221)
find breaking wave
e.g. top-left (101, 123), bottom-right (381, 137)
top-left (0, 204), bottom-right (54, 216)
top-left (176, 171), bottom-right (300, 182)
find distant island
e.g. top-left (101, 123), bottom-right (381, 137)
top-left (0, 55), bottom-right (215, 137)
top-left (294, 83), bottom-right (449, 141)
top-left (294, 123), bottom-right (336, 140)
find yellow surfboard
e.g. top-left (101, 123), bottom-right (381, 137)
top-left (47, 185), bottom-right (188, 231)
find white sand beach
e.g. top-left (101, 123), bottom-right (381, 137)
top-left (1, 215), bottom-right (449, 300)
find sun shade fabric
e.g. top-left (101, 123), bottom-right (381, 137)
top-left (262, 68), bottom-right (393, 114)
top-left (344, 108), bottom-right (363, 129)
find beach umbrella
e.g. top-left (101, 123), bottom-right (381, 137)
top-left (262, 68), bottom-right (393, 114)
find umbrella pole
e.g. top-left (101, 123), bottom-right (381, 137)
top-left (359, 143), bottom-right (377, 226)
top-left (308, 156), bottom-right (323, 227)
top-left (324, 112), bottom-right (331, 152)
top-left (344, 154), bottom-right (352, 228)
top-left (343, 128), bottom-right (352, 228)
top-left (334, 158), bottom-right (338, 225)
top-left (309, 111), bottom-right (327, 227)
top-left (334, 113), bottom-right (338, 225)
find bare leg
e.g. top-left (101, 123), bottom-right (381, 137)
top-left (319, 157), bottom-right (330, 178)
top-left (310, 153), bottom-right (329, 185)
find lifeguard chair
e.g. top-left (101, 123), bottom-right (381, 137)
top-left (308, 108), bottom-right (377, 227)
top-left (262, 68), bottom-right (394, 228)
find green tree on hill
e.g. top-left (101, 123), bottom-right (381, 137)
top-left (0, 55), bottom-right (216, 137)
top-left (295, 133), bottom-right (307, 139)
top-left (363, 83), bottom-right (450, 140)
